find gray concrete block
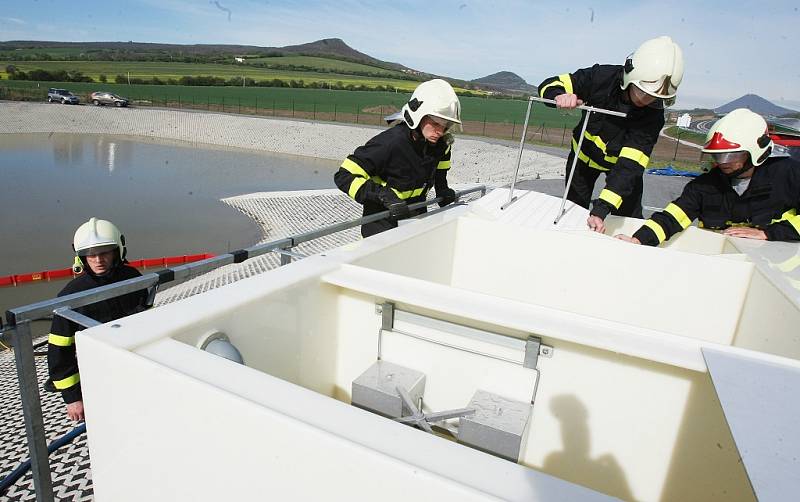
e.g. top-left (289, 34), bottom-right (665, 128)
top-left (351, 360), bottom-right (425, 418)
top-left (458, 389), bottom-right (531, 462)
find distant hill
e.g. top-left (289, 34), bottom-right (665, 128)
top-left (0, 38), bottom-right (418, 74)
top-left (714, 94), bottom-right (797, 117)
top-left (471, 71), bottom-right (536, 95)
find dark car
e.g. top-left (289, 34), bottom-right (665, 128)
top-left (47, 88), bottom-right (79, 104)
top-left (90, 92), bottom-right (129, 107)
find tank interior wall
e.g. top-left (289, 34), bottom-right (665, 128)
top-left (167, 270), bottom-right (343, 396)
top-left (356, 217), bottom-right (753, 345)
top-left (733, 267), bottom-right (800, 359)
top-left (322, 286), bottom-right (753, 501)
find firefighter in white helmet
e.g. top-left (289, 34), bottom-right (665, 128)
top-left (538, 36), bottom-right (684, 233)
top-left (47, 218), bottom-right (150, 421)
top-left (335, 79), bottom-right (461, 237)
top-left (617, 109), bottom-right (800, 246)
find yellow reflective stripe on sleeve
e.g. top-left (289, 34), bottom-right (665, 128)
top-left (619, 147), bottom-right (650, 168)
top-left (371, 176), bottom-right (387, 186)
top-left (437, 160), bottom-right (451, 170)
top-left (53, 373), bottom-right (80, 390)
top-left (347, 177), bottom-right (367, 199)
top-left (598, 189), bottom-right (623, 209)
top-left (539, 74), bottom-right (574, 97)
top-left (391, 187), bottom-right (426, 200)
top-left (48, 333), bottom-right (74, 347)
top-left (771, 208), bottom-right (800, 236)
top-left (664, 203), bottom-right (692, 229)
top-left (643, 220), bottom-right (667, 244)
top-left (340, 158), bottom-right (369, 178)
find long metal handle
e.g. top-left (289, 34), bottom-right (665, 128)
top-left (502, 96), bottom-right (534, 210)
top-left (531, 96), bottom-right (627, 117)
top-left (502, 96), bottom-right (627, 212)
top-left (554, 110), bottom-right (592, 224)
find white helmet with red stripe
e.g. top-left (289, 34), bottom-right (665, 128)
top-left (703, 108), bottom-right (773, 167)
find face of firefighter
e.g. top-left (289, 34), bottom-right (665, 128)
top-left (713, 151), bottom-right (754, 178)
top-left (419, 116), bottom-right (448, 144)
top-left (627, 84), bottom-right (658, 108)
top-left (85, 249), bottom-right (116, 275)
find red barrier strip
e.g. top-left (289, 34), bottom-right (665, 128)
top-left (0, 253), bottom-right (215, 288)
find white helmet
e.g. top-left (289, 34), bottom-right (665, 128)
top-left (401, 79), bottom-right (462, 130)
top-left (72, 217), bottom-right (126, 273)
top-left (621, 36), bottom-right (684, 106)
top-left (702, 108), bottom-right (773, 167)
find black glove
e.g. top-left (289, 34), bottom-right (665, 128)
top-left (438, 187), bottom-right (457, 207)
top-left (377, 189), bottom-right (410, 219)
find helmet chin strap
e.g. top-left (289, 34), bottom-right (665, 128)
top-left (723, 162), bottom-right (755, 179)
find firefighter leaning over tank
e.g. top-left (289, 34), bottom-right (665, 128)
top-left (335, 79), bottom-right (461, 237)
top-left (538, 36), bottom-right (684, 233)
top-left (616, 109), bottom-right (800, 246)
top-left (47, 218), bottom-right (151, 422)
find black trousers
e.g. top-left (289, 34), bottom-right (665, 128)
top-left (565, 157), bottom-right (644, 218)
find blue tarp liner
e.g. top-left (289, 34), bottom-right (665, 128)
top-left (646, 165), bottom-right (701, 177)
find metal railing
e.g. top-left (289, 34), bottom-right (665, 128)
top-left (2, 185), bottom-right (486, 502)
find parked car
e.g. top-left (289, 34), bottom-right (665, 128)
top-left (90, 92), bottom-right (129, 107)
top-left (47, 88), bottom-right (79, 104)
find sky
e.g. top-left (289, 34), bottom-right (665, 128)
top-left (1, 0), bottom-right (799, 111)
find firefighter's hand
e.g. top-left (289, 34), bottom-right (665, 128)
top-left (66, 400), bottom-right (85, 422)
top-left (723, 227), bottom-right (767, 240)
top-left (587, 215), bottom-right (606, 233)
top-left (438, 187), bottom-right (457, 207)
top-left (614, 234), bottom-right (641, 245)
top-left (387, 202), bottom-right (410, 219)
top-left (554, 93), bottom-right (584, 109)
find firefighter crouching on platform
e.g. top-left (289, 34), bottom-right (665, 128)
top-left (538, 36), bottom-right (684, 233)
top-left (616, 109), bottom-right (800, 246)
top-left (47, 218), bottom-right (150, 421)
top-left (335, 79), bottom-right (461, 238)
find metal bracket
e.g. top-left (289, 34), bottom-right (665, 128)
top-left (523, 335), bottom-right (553, 370)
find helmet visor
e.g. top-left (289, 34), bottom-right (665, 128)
top-left (77, 244), bottom-right (118, 257)
top-left (428, 115), bottom-right (456, 131)
top-left (702, 151), bottom-right (750, 165)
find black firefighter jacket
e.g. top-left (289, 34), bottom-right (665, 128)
top-left (539, 64), bottom-right (664, 218)
top-left (47, 264), bottom-right (149, 403)
top-left (334, 123), bottom-right (452, 237)
top-left (633, 157), bottom-right (800, 246)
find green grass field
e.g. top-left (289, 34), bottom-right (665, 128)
top-left (0, 79), bottom-right (580, 128)
top-left (0, 60), bottom-right (428, 91)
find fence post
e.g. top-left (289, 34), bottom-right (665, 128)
top-left (540, 122), bottom-right (546, 141)
top-left (313, 102), bottom-right (316, 120)
top-left (178, 95), bottom-right (181, 109)
top-left (207, 95), bottom-right (210, 111)
top-left (272, 99), bottom-right (275, 116)
top-left (255, 96), bottom-right (258, 115)
top-left (334, 103), bottom-right (337, 122)
top-left (512, 120), bottom-right (517, 139)
top-left (356, 104), bottom-right (359, 124)
top-left (222, 97), bottom-right (225, 112)
top-left (561, 125), bottom-right (567, 146)
top-left (483, 114), bottom-right (487, 136)
top-left (673, 128), bottom-right (681, 161)
top-left (238, 97), bottom-right (241, 114)
top-left (291, 100), bottom-right (294, 118)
